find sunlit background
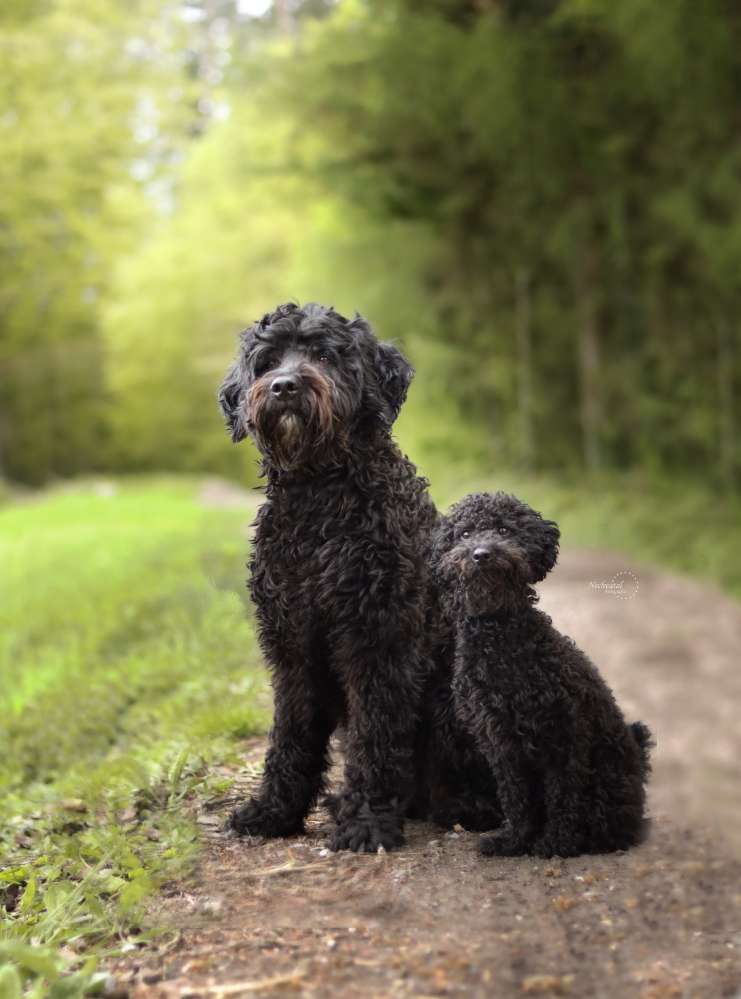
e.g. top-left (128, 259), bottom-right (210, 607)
top-left (2, 1), bottom-right (741, 990)
top-left (3, 0), bottom-right (741, 496)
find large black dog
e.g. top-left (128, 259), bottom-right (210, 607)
top-left (218, 302), bottom-right (438, 852)
top-left (432, 491), bottom-right (653, 858)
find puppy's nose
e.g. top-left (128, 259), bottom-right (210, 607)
top-left (270, 374), bottom-right (299, 398)
top-left (472, 547), bottom-right (491, 563)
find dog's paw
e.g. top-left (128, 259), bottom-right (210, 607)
top-left (530, 837), bottom-right (557, 858)
top-left (531, 834), bottom-right (582, 859)
top-left (321, 792), bottom-right (342, 820)
top-left (226, 798), bottom-right (304, 839)
top-left (466, 804), bottom-right (505, 833)
top-left (329, 815), bottom-right (404, 853)
top-left (327, 792), bottom-right (404, 853)
top-left (478, 830), bottom-right (531, 857)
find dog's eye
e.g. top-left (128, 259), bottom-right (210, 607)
top-left (318, 354), bottom-right (329, 364)
top-left (254, 352), bottom-right (278, 376)
top-left (498, 526), bottom-right (509, 536)
top-left (461, 531), bottom-right (470, 540)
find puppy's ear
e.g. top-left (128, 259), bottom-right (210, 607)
top-left (429, 517), bottom-right (451, 574)
top-left (218, 361), bottom-right (247, 443)
top-left (530, 519), bottom-right (560, 582)
top-left (376, 342), bottom-right (414, 424)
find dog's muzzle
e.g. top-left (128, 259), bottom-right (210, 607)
top-left (247, 361), bottom-right (341, 469)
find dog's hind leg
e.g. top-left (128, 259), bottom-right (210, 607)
top-left (532, 742), bottom-right (591, 858)
top-left (477, 745), bottom-right (540, 857)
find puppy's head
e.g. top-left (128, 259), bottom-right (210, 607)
top-left (218, 302), bottom-right (413, 472)
top-left (432, 492), bottom-right (560, 617)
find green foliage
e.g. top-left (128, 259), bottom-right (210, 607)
top-left (3, 0), bottom-right (741, 490)
top-left (241, 0), bottom-right (741, 482)
top-left (101, 92), bottom-right (480, 479)
top-left (0, 0), bottom-right (211, 486)
top-left (0, 1), bottom-right (142, 484)
top-left (0, 480), bottom-right (269, 995)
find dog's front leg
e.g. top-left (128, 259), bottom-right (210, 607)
top-left (327, 650), bottom-right (419, 853)
top-left (228, 665), bottom-right (332, 839)
top-left (477, 743), bottom-right (539, 857)
top-left (533, 739), bottom-right (589, 858)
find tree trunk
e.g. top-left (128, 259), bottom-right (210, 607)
top-left (515, 267), bottom-right (535, 472)
top-left (716, 319), bottom-right (735, 487)
top-left (274, 0), bottom-right (294, 35)
top-left (575, 239), bottom-right (602, 473)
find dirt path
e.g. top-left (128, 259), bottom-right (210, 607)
top-left (110, 551), bottom-right (741, 998)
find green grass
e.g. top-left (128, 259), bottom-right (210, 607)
top-left (431, 468), bottom-right (741, 601)
top-left (0, 479), bottom-right (269, 997)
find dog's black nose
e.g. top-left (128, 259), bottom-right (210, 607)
top-left (270, 374), bottom-right (299, 398)
top-left (472, 547), bottom-right (491, 563)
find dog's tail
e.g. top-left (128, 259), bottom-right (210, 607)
top-left (630, 720), bottom-right (654, 781)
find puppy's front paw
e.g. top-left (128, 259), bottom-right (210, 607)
top-left (531, 837), bottom-right (558, 859)
top-left (478, 829), bottom-right (531, 857)
top-left (227, 798), bottom-right (304, 839)
top-left (460, 797), bottom-right (505, 833)
top-left (531, 832), bottom-right (582, 859)
top-left (327, 792), bottom-right (404, 853)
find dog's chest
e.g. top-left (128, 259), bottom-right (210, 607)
top-left (251, 488), bottom-right (415, 615)
top-left (456, 618), bottom-right (545, 702)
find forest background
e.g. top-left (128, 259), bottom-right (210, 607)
top-left (4, 0), bottom-right (741, 502)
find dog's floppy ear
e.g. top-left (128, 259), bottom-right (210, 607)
top-left (218, 361), bottom-right (247, 443)
top-left (429, 514), bottom-right (454, 575)
top-left (530, 518), bottom-right (560, 582)
top-left (376, 341), bottom-right (414, 424)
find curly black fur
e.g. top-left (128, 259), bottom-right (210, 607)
top-left (412, 593), bottom-right (503, 832)
top-left (218, 302), bottom-right (438, 852)
top-left (432, 491), bottom-right (653, 858)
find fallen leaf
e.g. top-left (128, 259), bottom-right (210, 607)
top-left (522, 973), bottom-right (574, 994)
top-left (204, 970), bottom-right (306, 994)
top-left (552, 896), bottom-right (579, 912)
top-left (59, 798), bottom-right (88, 813)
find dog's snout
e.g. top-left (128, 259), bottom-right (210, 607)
top-left (472, 546), bottom-right (491, 564)
top-left (270, 374), bottom-right (299, 399)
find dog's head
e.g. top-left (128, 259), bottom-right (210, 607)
top-left (218, 302), bottom-right (413, 471)
top-left (432, 492), bottom-right (560, 617)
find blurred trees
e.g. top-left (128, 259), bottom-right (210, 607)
top-left (266, 0), bottom-right (741, 480)
top-left (2, 0), bottom-right (741, 486)
top-left (0, 0), bottom-right (195, 483)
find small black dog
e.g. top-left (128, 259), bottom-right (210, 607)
top-left (432, 491), bottom-right (653, 858)
top-left (218, 303), bottom-right (438, 852)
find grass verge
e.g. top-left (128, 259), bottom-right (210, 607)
top-left (0, 479), bottom-right (269, 997)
